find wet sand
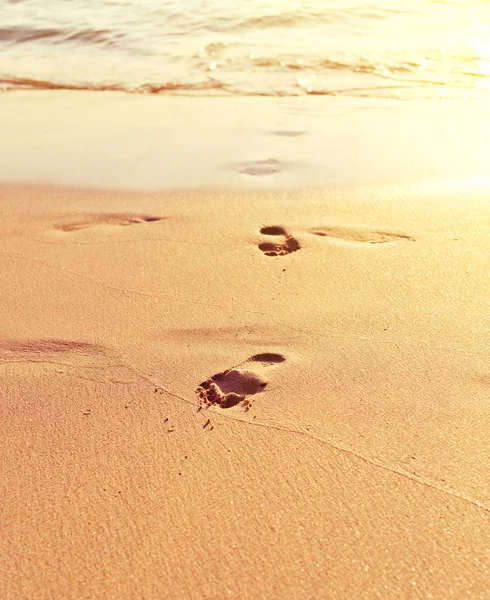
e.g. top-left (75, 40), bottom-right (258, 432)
top-left (1, 92), bottom-right (489, 599)
top-left (3, 91), bottom-right (490, 190)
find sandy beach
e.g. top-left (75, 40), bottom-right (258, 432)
top-left (1, 92), bottom-right (490, 599)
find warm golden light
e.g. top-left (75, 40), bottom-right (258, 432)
top-left (1, 0), bottom-right (489, 99)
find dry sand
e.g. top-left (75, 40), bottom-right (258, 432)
top-left (1, 93), bottom-right (490, 599)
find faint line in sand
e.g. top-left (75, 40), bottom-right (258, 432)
top-left (125, 362), bottom-right (490, 515)
top-left (2, 251), bottom-right (488, 361)
top-left (17, 232), bottom-right (235, 247)
top-left (0, 250), bottom-right (265, 315)
top-left (2, 329), bottom-right (486, 513)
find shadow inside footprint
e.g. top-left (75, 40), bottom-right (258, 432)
top-left (258, 226), bottom-right (300, 257)
top-left (196, 353), bottom-right (285, 409)
top-left (249, 353), bottom-right (286, 365)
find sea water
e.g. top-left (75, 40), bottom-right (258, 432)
top-left (1, 0), bottom-right (490, 100)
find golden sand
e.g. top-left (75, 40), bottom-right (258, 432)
top-left (1, 177), bottom-right (489, 598)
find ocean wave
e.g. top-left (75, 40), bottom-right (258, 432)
top-left (248, 55), bottom-right (423, 74)
top-left (0, 26), bottom-right (62, 43)
top-left (0, 76), bottom-right (126, 92)
top-left (231, 11), bottom-right (332, 29)
top-left (1, 74), bottom-right (482, 102)
top-left (0, 25), bottom-right (122, 47)
top-left (0, 76), bottom-right (229, 94)
top-left (2, 0), bottom-right (489, 102)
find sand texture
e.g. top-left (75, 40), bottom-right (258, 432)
top-left (1, 181), bottom-right (490, 599)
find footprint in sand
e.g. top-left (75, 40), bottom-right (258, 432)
top-left (229, 158), bottom-right (282, 177)
top-left (308, 225), bottom-right (414, 244)
top-left (269, 130), bottom-right (305, 138)
top-left (227, 158), bottom-right (298, 177)
top-left (196, 353), bottom-right (286, 409)
top-left (258, 226), bottom-right (301, 257)
top-left (55, 213), bottom-right (164, 232)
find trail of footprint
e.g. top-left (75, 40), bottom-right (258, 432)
top-left (258, 226), bottom-right (301, 257)
top-left (309, 225), bottom-right (414, 244)
top-left (55, 214), bottom-right (164, 232)
top-left (196, 353), bottom-right (286, 410)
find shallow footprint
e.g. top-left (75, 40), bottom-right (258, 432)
top-left (55, 213), bottom-right (163, 232)
top-left (196, 353), bottom-right (286, 409)
top-left (269, 130), bottom-right (305, 138)
top-left (227, 158), bottom-right (282, 177)
top-left (309, 225), bottom-right (414, 244)
top-left (258, 226), bottom-right (301, 257)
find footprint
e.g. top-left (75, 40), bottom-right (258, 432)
top-left (308, 225), bottom-right (414, 244)
top-left (258, 226), bottom-right (301, 257)
top-left (237, 159), bottom-right (280, 177)
top-left (269, 130), bottom-right (305, 138)
top-left (196, 353), bottom-right (286, 409)
top-left (55, 214), bottom-right (163, 232)
top-left (226, 158), bottom-right (297, 177)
